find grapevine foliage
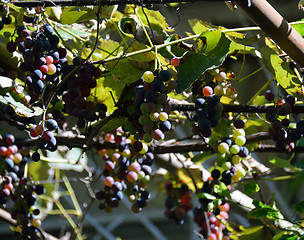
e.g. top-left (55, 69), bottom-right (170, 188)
top-left (0, 1), bottom-right (303, 240)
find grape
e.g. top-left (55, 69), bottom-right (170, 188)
top-left (211, 169), bottom-right (221, 180)
top-left (143, 71), bottom-right (154, 83)
top-left (48, 34), bottom-right (59, 46)
top-left (195, 98), bottom-right (206, 108)
top-left (43, 131), bottom-right (54, 141)
top-left (203, 86), bottom-right (213, 97)
top-left (4, 134), bottom-right (15, 145)
top-left (265, 90), bottom-right (275, 101)
top-left (170, 57), bottom-right (180, 67)
top-left (234, 119), bottom-right (244, 129)
top-left (105, 176), bottom-right (114, 186)
top-left (6, 41), bottom-right (16, 53)
top-left (43, 24), bottom-right (54, 36)
top-left (230, 144), bottom-right (240, 154)
top-left (152, 129), bottom-right (164, 141)
top-left (151, 79), bottom-right (164, 92)
top-left (158, 70), bottom-right (171, 82)
top-left (127, 171), bottom-right (138, 183)
top-left (198, 119), bottom-right (211, 132)
top-left (46, 119), bottom-right (58, 131)
top-left (235, 135), bottom-right (246, 146)
top-left (34, 125), bottom-right (44, 136)
top-left (32, 152), bottom-right (40, 162)
top-left (159, 112), bottom-right (168, 121)
top-left (160, 120), bottom-right (171, 132)
top-left (2, 15), bottom-right (12, 25)
top-left (35, 185), bottom-right (45, 195)
top-left (218, 142), bottom-right (229, 154)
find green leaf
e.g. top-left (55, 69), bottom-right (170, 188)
top-left (294, 21), bottom-right (304, 35)
top-left (176, 30), bottom-right (231, 93)
top-left (118, 17), bottom-right (137, 38)
top-left (137, 8), bottom-right (169, 30)
top-left (60, 7), bottom-right (96, 25)
top-left (196, 192), bottom-right (216, 200)
top-left (269, 157), bottom-right (297, 170)
top-left (55, 23), bottom-right (91, 40)
top-left (104, 58), bottom-right (145, 85)
top-left (192, 152), bottom-right (216, 163)
top-left (293, 200), bottom-right (304, 214)
top-left (94, 75), bottom-right (124, 114)
top-left (213, 182), bottom-right (231, 198)
top-left (243, 182), bottom-right (260, 195)
top-left (261, 45), bottom-right (303, 98)
top-left (0, 86), bottom-right (43, 117)
top-left (248, 200), bottom-right (279, 220)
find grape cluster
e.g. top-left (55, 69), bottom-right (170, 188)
top-left (264, 91), bottom-right (303, 152)
top-left (60, 63), bottom-right (104, 128)
top-left (96, 131), bottom-right (153, 213)
top-left (164, 181), bottom-right (193, 225)
top-left (122, 69), bottom-right (177, 143)
top-left (195, 171), bottom-right (231, 240)
top-left (0, 134), bottom-right (27, 181)
top-left (193, 205), bottom-right (230, 240)
top-left (191, 69), bottom-right (238, 138)
top-left (29, 118), bottom-right (58, 160)
top-left (213, 119), bottom-right (248, 184)
top-left (0, 133), bottom-right (45, 239)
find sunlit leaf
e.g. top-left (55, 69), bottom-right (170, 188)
top-left (176, 30), bottom-right (231, 93)
top-left (261, 45), bottom-right (303, 98)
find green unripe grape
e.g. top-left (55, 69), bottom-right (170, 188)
top-left (155, 104), bottom-right (163, 113)
top-left (127, 105), bottom-right (136, 115)
top-left (222, 161), bottom-right (232, 170)
top-left (235, 166), bottom-right (246, 178)
top-left (218, 142), bottom-right (230, 154)
top-left (143, 133), bottom-right (152, 143)
top-left (139, 115), bottom-right (149, 125)
top-left (230, 145), bottom-right (240, 154)
top-left (234, 129), bottom-right (246, 137)
top-left (139, 142), bottom-right (148, 154)
top-left (140, 103), bottom-right (149, 116)
top-left (123, 121), bottom-right (133, 131)
top-left (150, 112), bottom-right (159, 121)
top-left (235, 135), bottom-right (246, 146)
top-left (159, 112), bottom-right (168, 121)
top-left (214, 85), bottom-right (224, 96)
top-left (143, 71), bottom-right (154, 83)
top-left (232, 155), bottom-right (241, 164)
top-left (54, 101), bottom-right (64, 111)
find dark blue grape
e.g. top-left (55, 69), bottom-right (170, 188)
top-left (144, 89), bottom-right (156, 102)
top-left (43, 24), bottom-right (54, 36)
top-left (198, 119), bottom-right (211, 132)
top-left (160, 120), bottom-right (171, 132)
top-left (195, 98), bottom-right (206, 108)
top-left (151, 79), bottom-right (164, 92)
top-left (158, 70), bottom-right (171, 82)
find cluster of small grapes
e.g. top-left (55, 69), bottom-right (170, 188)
top-left (6, 23), bottom-right (66, 99)
top-left (0, 134), bottom-right (27, 181)
top-left (60, 64), bottom-right (104, 128)
top-left (215, 119), bottom-right (248, 184)
top-left (0, 133), bottom-right (45, 239)
top-left (122, 69), bottom-right (177, 143)
top-left (96, 131), bottom-right (153, 213)
top-left (193, 204), bottom-right (230, 240)
top-left (11, 178), bottom-right (45, 240)
top-left (191, 68), bottom-right (238, 138)
top-left (164, 181), bottom-right (193, 225)
top-left (264, 90), bottom-right (303, 152)
top-left (29, 118), bottom-right (58, 160)
top-left (195, 170), bottom-right (231, 240)
top-left (192, 85), bottom-right (221, 137)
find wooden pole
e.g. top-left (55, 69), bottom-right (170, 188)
top-left (235, 0), bottom-right (304, 67)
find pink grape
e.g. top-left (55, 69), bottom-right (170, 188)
top-left (127, 171), bottom-right (138, 183)
top-left (203, 86), bottom-right (213, 97)
top-left (170, 57), bottom-right (180, 67)
top-left (105, 176), bottom-right (114, 186)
